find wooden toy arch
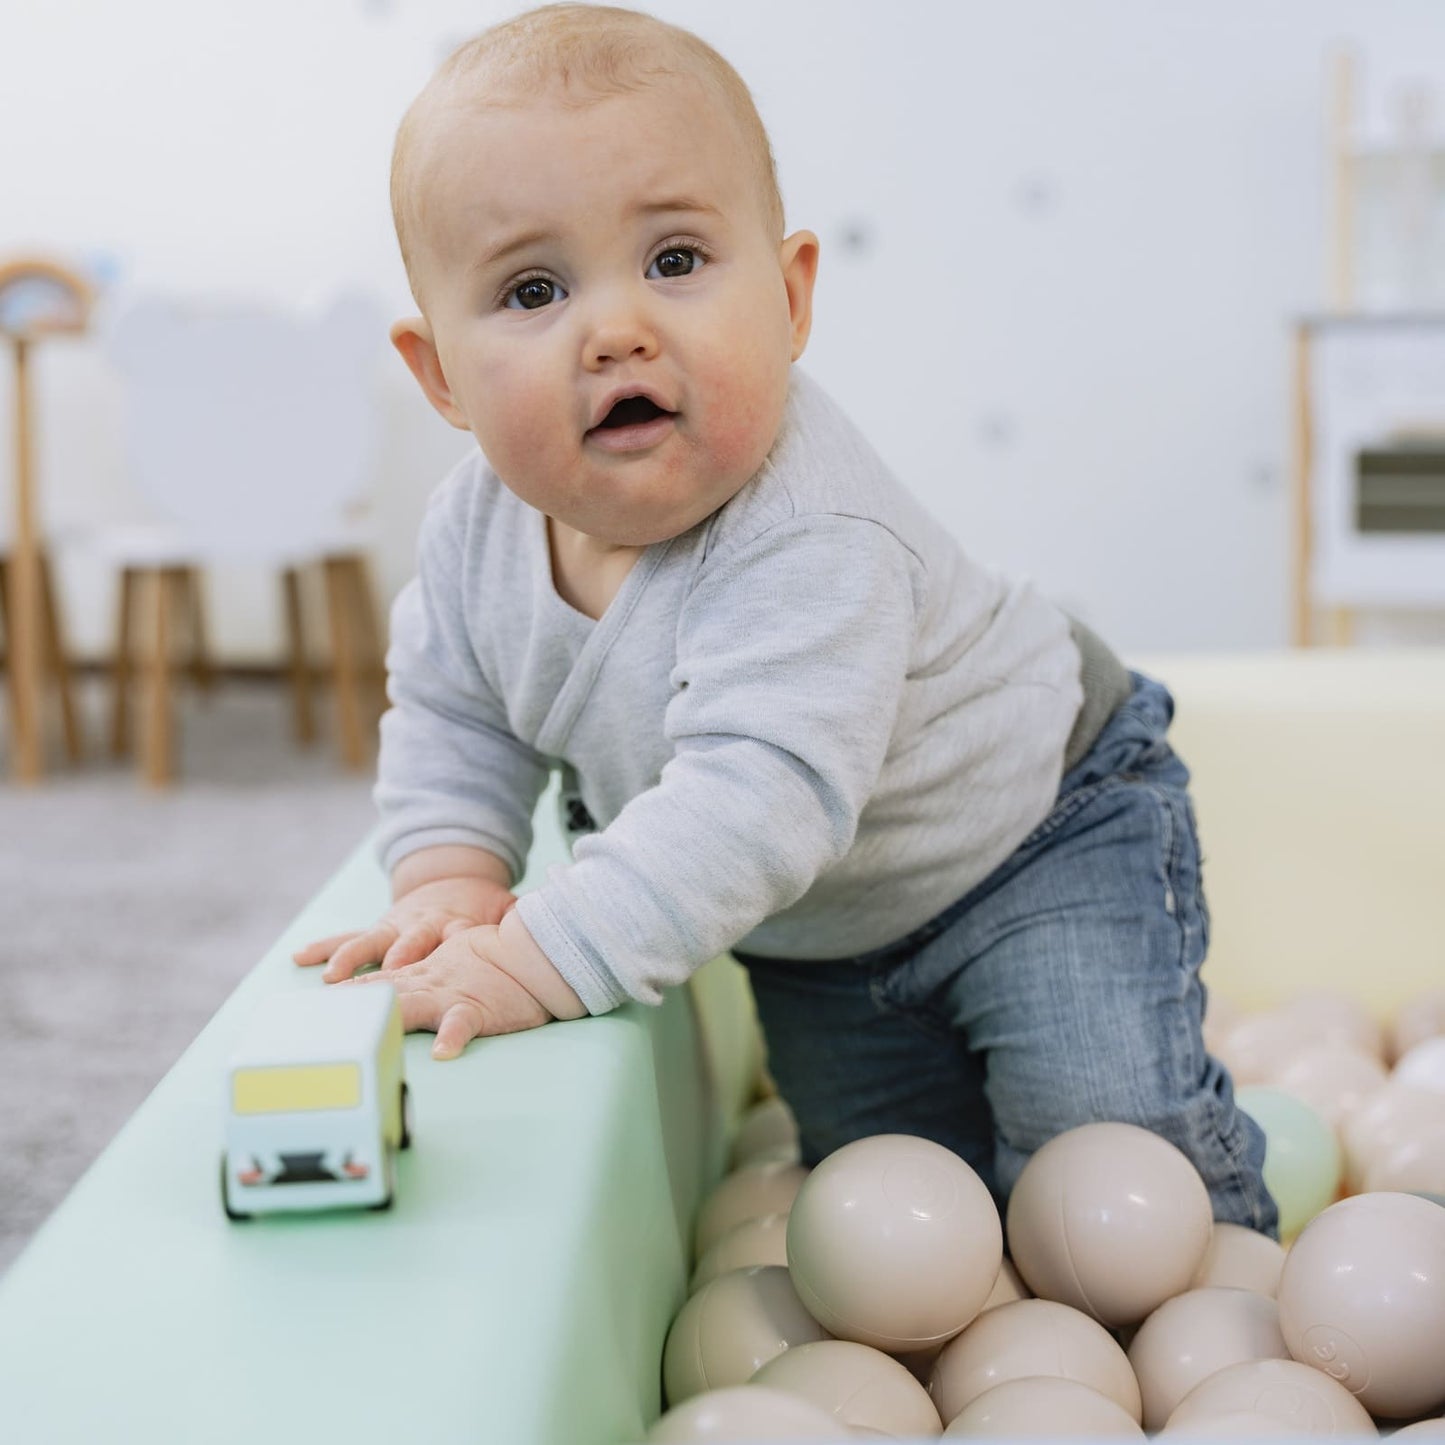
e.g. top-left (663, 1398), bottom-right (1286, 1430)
top-left (0, 255), bottom-right (95, 341)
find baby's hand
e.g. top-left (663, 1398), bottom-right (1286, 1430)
top-left (340, 924), bottom-right (552, 1058)
top-left (292, 875), bottom-right (517, 984)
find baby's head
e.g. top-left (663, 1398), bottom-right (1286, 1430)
top-left (388, 4), bottom-right (819, 546)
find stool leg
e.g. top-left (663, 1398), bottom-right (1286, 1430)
top-left (111, 567), bottom-right (136, 756)
top-left (323, 556), bottom-right (365, 769)
top-left (281, 566), bottom-right (315, 744)
top-left (185, 567), bottom-right (216, 696)
top-left (343, 555), bottom-right (388, 729)
top-left (141, 568), bottom-right (179, 787)
top-left (38, 550), bottom-right (83, 762)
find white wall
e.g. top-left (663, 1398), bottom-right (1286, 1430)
top-left (4, 0), bottom-right (1444, 662)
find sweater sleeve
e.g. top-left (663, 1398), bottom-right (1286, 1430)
top-left (515, 514), bottom-right (920, 1011)
top-left (373, 482), bottom-right (550, 884)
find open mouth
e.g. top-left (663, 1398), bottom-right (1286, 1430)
top-left (593, 395), bottom-right (671, 430)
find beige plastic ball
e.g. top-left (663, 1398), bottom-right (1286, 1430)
top-left (785, 1134), bottom-right (1002, 1352)
top-left (941, 1376), bottom-right (1145, 1438)
top-left (1218, 1011), bottom-right (1320, 1086)
top-left (1271, 1045), bottom-right (1389, 1130)
top-left (644, 1384), bottom-right (844, 1441)
top-left (690, 1213), bottom-right (791, 1293)
top-left (1164, 1411), bottom-right (1311, 1437)
top-left (1191, 1223), bottom-right (1287, 1298)
top-left (980, 1258), bottom-right (1031, 1312)
top-left (1005, 1121), bottom-right (1213, 1327)
top-left (1278, 991), bottom-right (1385, 1062)
top-left (1388, 1422), bottom-right (1445, 1440)
top-left (1391, 988), bottom-right (1445, 1064)
top-left (1162, 1358), bottom-right (1376, 1435)
top-left (1341, 1083), bottom-right (1443, 1192)
top-left (1128, 1287), bottom-right (1290, 1430)
top-left (1394, 1038), bottom-right (1445, 1095)
top-left (730, 1098), bottom-right (801, 1169)
top-left (750, 1338), bottom-right (942, 1438)
top-left (928, 1298), bottom-right (1142, 1426)
top-left (694, 1161), bottom-right (809, 1260)
top-left (1203, 994), bottom-right (1244, 1056)
top-left (1277, 1192), bottom-right (1445, 1420)
top-left (662, 1265), bottom-right (831, 1406)
top-left (1363, 1122), bottom-right (1445, 1196)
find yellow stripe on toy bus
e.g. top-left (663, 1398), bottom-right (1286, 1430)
top-left (231, 1064), bottom-right (362, 1115)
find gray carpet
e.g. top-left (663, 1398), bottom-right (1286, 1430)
top-left (0, 681), bottom-right (377, 1276)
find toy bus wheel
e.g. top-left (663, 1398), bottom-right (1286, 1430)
top-left (370, 1149), bottom-right (396, 1211)
top-left (220, 1156), bottom-right (252, 1222)
top-left (399, 1081), bottom-right (413, 1150)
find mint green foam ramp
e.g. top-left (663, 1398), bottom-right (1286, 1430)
top-left (0, 780), bottom-right (761, 1444)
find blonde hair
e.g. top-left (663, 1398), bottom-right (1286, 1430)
top-left (390, 4), bottom-right (785, 303)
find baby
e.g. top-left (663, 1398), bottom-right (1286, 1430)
top-left (296, 2), bottom-right (1276, 1234)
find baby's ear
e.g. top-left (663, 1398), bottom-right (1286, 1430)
top-left (779, 230), bottom-right (820, 361)
top-left (390, 316), bottom-right (469, 429)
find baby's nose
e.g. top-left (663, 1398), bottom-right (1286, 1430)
top-left (582, 295), bottom-right (660, 369)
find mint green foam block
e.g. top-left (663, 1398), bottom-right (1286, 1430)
top-left (0, 782), bottom-right (757, 1444)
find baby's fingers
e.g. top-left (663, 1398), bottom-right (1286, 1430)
top-left (382, 926), bottom-right (443, 971)
top-left (292, 932), bottom-right (360, 967)
top-left (431, 999), bottom-right (487, 1061)
top-left (321, 925), bottom-right (399, 983)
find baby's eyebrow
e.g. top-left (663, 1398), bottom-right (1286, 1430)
top-left (472, 227), bottom-right (556, 275)
top-left (635, 196), bottom-right (723, 223)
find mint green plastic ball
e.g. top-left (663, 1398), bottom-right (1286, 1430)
top-left (1237, 1085), bottom-right (1342, 1240)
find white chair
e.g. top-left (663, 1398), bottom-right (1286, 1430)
top-left (96, 292), bottom-right (389, 784)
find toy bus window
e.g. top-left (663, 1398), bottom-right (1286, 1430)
top-left (232, 1064), bottom-right (362, 1115)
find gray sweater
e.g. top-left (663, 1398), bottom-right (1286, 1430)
top-left (376, 370), bottom-right (1125, 1013)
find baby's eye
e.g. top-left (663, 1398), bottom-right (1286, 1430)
top-left (647, 248), bottom-right (704, 280)
top-left (505, 276), bottom-right (567, 310)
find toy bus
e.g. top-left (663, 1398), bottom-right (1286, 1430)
top-left (221, 983), bottom-right (410, 1220)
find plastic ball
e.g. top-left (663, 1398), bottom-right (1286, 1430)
top-left (928, 1298), bottom-right (1142, 1426)
top-left (1163, 1410), bottom-right (1315, 1437)
top-left (785, 1134), bottom-right (1002, 1352)
top-left (1388, 1422), bottom-right (1445, 1440)
top-left (689, 1213), bottom-right (791, 1293)
top-left (1390, 987), bottom-right (1445, 1064)
top-left (980, 1258), bottom-right (1031, 1312)
top-left (1005, 1121), bottom-right (1212, 1327)
top-left (694, 1160), bottom-right (808, 1259)
top-left (1341, 1082), bottom-right (1443, 1192)
top-left (1276, 1192), bottom-right (1445, 1419)
top-left (1217, 1011), bottom-right (1320, 1085)
top-left (730, 1098), bottom-right (801, 1169)
top-left (1278, 990), bottom-right (1385, 1062)
top-left (1127, 1286), bottom-right (1289, 1430)
top-left (1394, 1037), bottom-right (1445, 1094)
top-left (1363, 1121), bottom-right (1445, 1197)
top-left (1235, 1086), bottom-right (1341, 1240)
top-left (1162, 1358), bottom-right (1375, 1434)
top-left (662, 1265), bottom-right (830, 1406)
top-left (941, 1376), bottom-right (1145, 1438)
top-left (1190, 1223), bottom-right (1286, 1298)
top-left (750, 1338), bottom-right (942, 1438)
top-left (644, 1384), bottom-right (843, 1441)
top-left (1270, 1045), bottom-right (1388, 1130)
top-left (1202, 993), bottom-right (1244, 1056)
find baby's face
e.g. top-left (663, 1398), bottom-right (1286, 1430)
top-left (396, 73), bottom-right (817, 546)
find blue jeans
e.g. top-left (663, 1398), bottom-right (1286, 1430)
top-left (734, 673), bottom-right (1278, 1237)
